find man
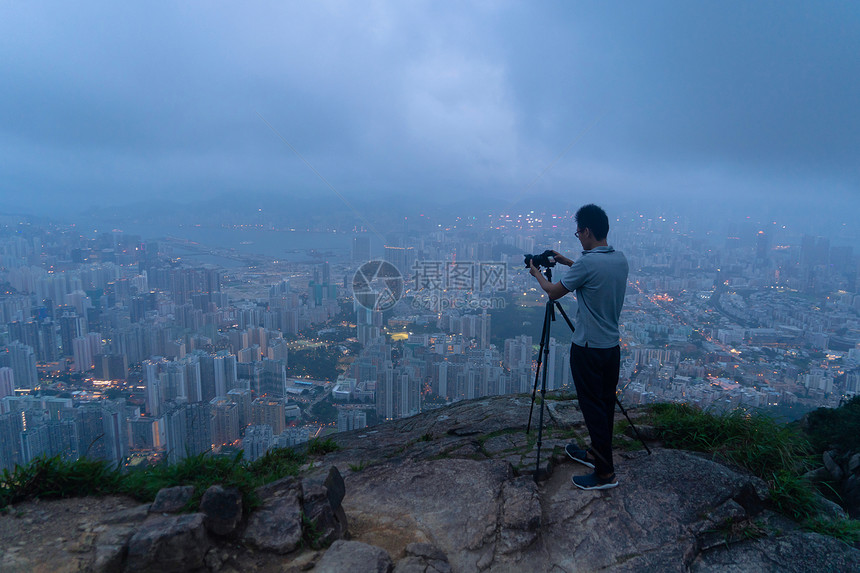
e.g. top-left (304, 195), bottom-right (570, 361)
top-left (529, 204), bottom-right (628, 490)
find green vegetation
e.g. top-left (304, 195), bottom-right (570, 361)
top-left (648, 403), bottom-right (806, 477)
top-left (804, 396), bottom-right (860, 452)
top-left (348, 460), bottom-right (369, 473)
top-left (612, 420), bottom-right (646, 452)
top-left (806, 516), bottom-right (860, 545)
top-left (288, 346), bottom-right (343, 381)
top-left (0, 456), bottom-right (121, 509)
top-left (306, 437), bottom-right (341, 456)
top-left (647, 403), bottom-right (859, 543)
top-left (0, 438), bottom-right (341, 511)
top-left (544, 391), bottom-right (577, 401)
top-left (308, 399), bottom-right (339, 424)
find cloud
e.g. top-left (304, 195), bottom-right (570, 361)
top-left (0, 1), bottom-right (857, 215)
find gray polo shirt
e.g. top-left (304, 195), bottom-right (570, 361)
top-left (559, 246), bottom-right (628, 348)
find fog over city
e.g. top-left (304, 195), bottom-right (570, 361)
top-left (1, 1), bottom-right (858, 234)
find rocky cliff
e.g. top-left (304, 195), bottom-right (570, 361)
top-left (1, 394), bottom-right (858, 572)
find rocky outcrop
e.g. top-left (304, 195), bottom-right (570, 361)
top-left (802, 448), bottom-right (860, 519)
top-left (126, 512), bottom-right (210, 572)
top-left (242, 484), bottom-right (304, 553)
top-left (315, 540), bottom-right (393, 573)
top-left (1, 394), bottom-right (858, 572)
top-left (149, 485), bottom-right (194, 514)
top-left (200, 485), bottom-right (243, 537)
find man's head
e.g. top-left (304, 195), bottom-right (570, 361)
top-left (575, 204), bottom-right (610, 248)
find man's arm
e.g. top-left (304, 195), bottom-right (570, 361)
top-left (552, 251), bottom-right (574, 267)
top-left (529, 261), bottom-right (570, 300)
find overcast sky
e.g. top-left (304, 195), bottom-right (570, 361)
top-left (1, 1), bottom-right (858, 217)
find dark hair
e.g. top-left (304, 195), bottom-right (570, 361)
top-left (575, 204), bottom-right (609, 240)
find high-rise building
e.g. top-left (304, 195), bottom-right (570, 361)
top-left (58, 313), bottom-right (87, 357)
top-left (337, 408), bottom-right (367, 433)
top-left (251, 398), bottom-right (285, 435)
top-left (352, 236), bottom-right (371, 263)
top-left (0, 368), bottom-right (13, 399)
top-left (163, 400), bottom-right (212, 464)
top-left (504, 335), bottom-right (533, 371)
top-left (384, 245), bottom-right (415, 278)
top-left (259, 359), bottom-right (287, 398)
top-left (20, 417), bottom-right (78, 464)
top-left (75, 402), bottom-right (127, 467)
top-left (143, 358), bottom-right (165, 416)
top-left (242, 424), bottom-right (273, 462)
top-left (128, 415), bottom-right (162, 450)
top-left (72, 336), bottom-right (93, 372)
top-left (0, 411), bottom-right (24, 471)
top-left (227, 388), bottom-right (253, 432)
top-left (210, 397), bottom-right (240, 447)
top-left (0, 342), bottom-right (38, 389)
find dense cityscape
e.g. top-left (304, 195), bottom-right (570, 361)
top-left (1, 206), bottom-right (858, 473)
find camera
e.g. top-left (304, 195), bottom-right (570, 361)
top-left (524, 250), bottom-right (556, 269)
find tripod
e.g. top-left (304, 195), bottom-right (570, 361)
top-left (526, 271), bottom-right (651, 483)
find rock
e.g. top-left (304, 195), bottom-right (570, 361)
top-left (102, 504), bottom-right (151, 525)
top-left (344, 457), bottom-right (514, 572)
top-left (822, 450), bottom-right (844, 482)
top-left (255, 476), bottom-right (302, 502)
top-left (150, 485), bottom-right (195, 514)
top-left (801, 466), bottom-right (830, 483)
top-left (242, 490), bottom-right (303, 554)
top-left (843, 474), bottom-right (860, 519)
top-left (848, 452), bottom-right (860, 474)
top-left (521, 449), bottom-right (771, 573)
top-left (624, 423), bottom-right (659, 441)
top-left (703, 498), bottom-right (747, 527)
top-left (200, 485), bottom-right (243, 537)
top-left (125, 513), bottom-right (210, 572)
top-left (497, 477), bottom-right (541, 555)
top-left (393, 543), bottom-right (452, 573)
top-left (92, 524), bottom-right (136, 572)
top-left (315, 540), bottom-right (393, 573)
top-left (204, 547), bottom-right (224, 571)
top-left (302, 482), bottom-right (348, 548)
top-left (690, 530), bottom-right (860, 572)
top-left (813, 493), bottom-right (847, 521)
top-left (323, 466), bottom-right (346, 511)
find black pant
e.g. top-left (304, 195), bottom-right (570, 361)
top-left (570, 343), bottom-right (620, 476)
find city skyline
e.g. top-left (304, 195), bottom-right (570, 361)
top-left (1, 202), bottom-right (858, 472)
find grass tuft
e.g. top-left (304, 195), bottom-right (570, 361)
top-left (646, 402), bottom-right (860, 543)
top-left (306, 437), bottom-right (341, 456)
top-left (805, 516), bottom-right (860, 545)
top-left (1, 456), bottom-right (121, 508)
top-left (648, 403), bottom-right (808, 477)
top-left (1, 445), bottom-right (309, 512)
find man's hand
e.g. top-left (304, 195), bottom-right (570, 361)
top-left (552, 251), bottom-right (573, 266)
top-left (529, 260), bottom-right (570, 300)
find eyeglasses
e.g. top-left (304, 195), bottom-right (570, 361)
top-left (575, 230), bottom-right (582, 238)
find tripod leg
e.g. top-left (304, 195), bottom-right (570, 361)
top-left (553, 300), bottom-right (575, 333)
top-left (616, 397), bottom-right (651, 455)
top-left (534, 313), bottom-right (552, 482)
top-left (527, 301), bottom-right (553, 434)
